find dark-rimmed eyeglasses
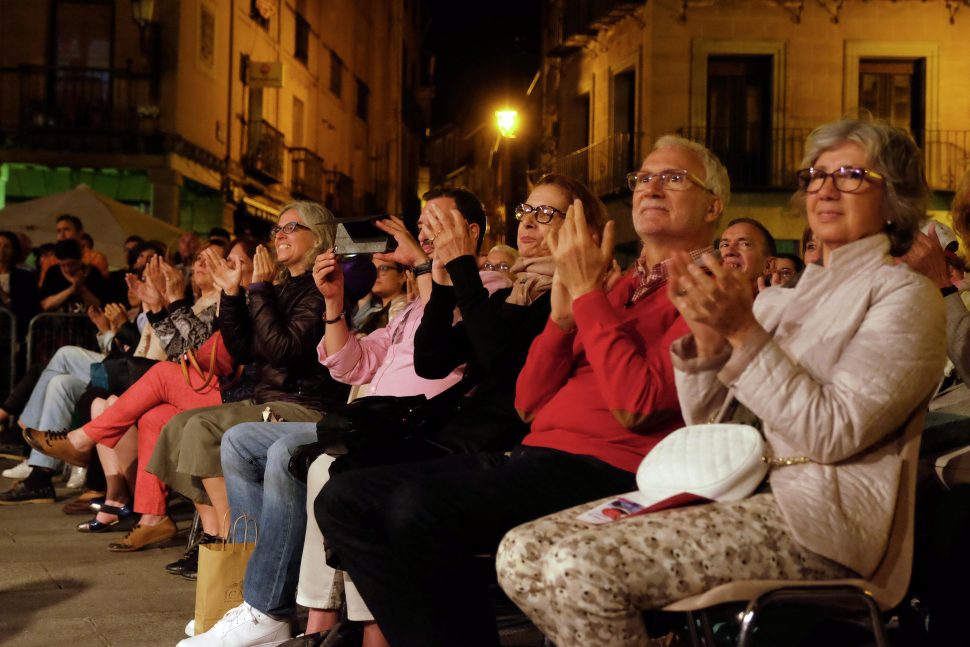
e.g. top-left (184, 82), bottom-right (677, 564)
top-left (270, 222), bottom-right (313, 236)
top-left (376, 264), bottom-right (401, 273)
top-left (626, 169), bottom-right (713, 193)
top-left (482, 262), bottom-right (511, 272)
top-left (514, 203), bottom-right (566, 224)
top-left (795, 167), bottom-right (885, 193)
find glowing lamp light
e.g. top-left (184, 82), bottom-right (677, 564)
top-left (495, 110), bottom-right (519, 138)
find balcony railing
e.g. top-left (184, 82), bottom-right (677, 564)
top-left (553, 132), bottom-right (640, 196)
top-left (324, 169), bottom-right (355, 218)
top-left (0, 64), bottom-right (158, 150)
top-left (290, 147), bottom-right (324, 202)
top-left (925, 130), bottom-right (970, 190)
top-left (678, 126), bottom-right (812, 190)
top-left (243, 119), bottom-right (286, 184)
top-left (679, 126), bottom-right (970, 191)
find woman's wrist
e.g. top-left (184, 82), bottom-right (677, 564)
top-left (727, 316), bottom-right (762, 349)
top-left (222, 285), bottom-right (240, 296)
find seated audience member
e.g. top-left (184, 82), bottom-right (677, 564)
top-left (9, 250), bottom-right (234, 506)
top-left (944, 251), bottom-right (965, 289)
top-left (139, 244), bottom-right (233, 357)
top-left (173, 232), bottom-right (202, 269)
top-left (69, 245), bottom-right (235, 531)
top-left (33, 243), bottom-right (56, 283)
top-left (802, 225), bottom-right (822, 265)
top-left (280, 177), bottom-right (609, 646)
top-left (39, 239), bottom-right (109, 312)
top-left (0, 230), bottom-right (41, 343)
top-left (25, 205), bottom-right (353, 550)
top-left (107, 235), bottom-right (146, 304)
top-left (311, 136), bottom-right (727, 647)
top-left (480, 243), bottom-right (519, 281)
top-left (178, 189), bottom-right (511, 646)
top-left (717, 217), bottom-right (776, 289)
top-left (79, 232), bottom-right (110, 278)
top-left (767, 252), bottom-right (805, 287)
top-left (496, 118), bottom-right (946, 647)
top-left (23, 240), bottom-right (259, 542)
top-left (208, 226), bottom-right (232, 247)
top-left (3, 296), bottom-right (149, 504)
top-left (351, 259), bottom-right (409, 336)
top-left (38, 215), bottom-right (110, 284)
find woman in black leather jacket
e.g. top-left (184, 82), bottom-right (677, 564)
top-left (142, 201), bottom-right (356, 546)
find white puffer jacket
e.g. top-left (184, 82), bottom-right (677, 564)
top-left (671, 233), bottom-right (946, 577)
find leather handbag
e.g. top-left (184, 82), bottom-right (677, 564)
top-left (288, 379), bottom-right (475, 482)
top-left (179, 331), bottom-right (243, 393)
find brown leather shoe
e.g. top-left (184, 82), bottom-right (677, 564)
top-left (108, 517), bottom-right (178, 552)
top-left (22, 429), bottom-right (91, 467)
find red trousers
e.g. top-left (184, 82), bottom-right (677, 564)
top-left (83, 361), bottom-right (222, 515)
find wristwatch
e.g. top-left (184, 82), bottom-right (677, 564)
top-left (411, 260), bottom-right (433, 277)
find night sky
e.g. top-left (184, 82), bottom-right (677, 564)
top-left (424, 0), bottom-right (542, 129)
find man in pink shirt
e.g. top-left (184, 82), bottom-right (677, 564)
top-left (180, 190), bottom-right (509, 647)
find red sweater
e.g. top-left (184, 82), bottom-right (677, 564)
top-left (515, 274), bottom-right (689, 472)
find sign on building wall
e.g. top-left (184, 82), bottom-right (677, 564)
top-left (197, 2), bottom-right (216, 76)
top-left (246, 61), bottom-right (283, 88)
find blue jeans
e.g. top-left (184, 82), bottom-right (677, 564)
top-left (221, 421), bottom-right (318, 617)
top-left (21, 346), bottom-right (103, 470)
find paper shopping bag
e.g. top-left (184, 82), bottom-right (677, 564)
top-left (194, 516), bottom-right (258, 633)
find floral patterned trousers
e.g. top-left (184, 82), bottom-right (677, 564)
top-left (496, 492), bottom-right (856, 647)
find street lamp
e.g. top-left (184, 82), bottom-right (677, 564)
top-left (495, 109), bottom-right (520, 138)
top-left (494, 109), bottom-right (522, 247)
top-left (131, 0), bottom-right (156, 27)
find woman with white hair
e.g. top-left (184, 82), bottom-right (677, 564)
top-left (496, 119), bottom-right (947, 645)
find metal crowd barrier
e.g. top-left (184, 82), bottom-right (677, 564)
top-left (25, 312), bottom-right (100, 371)
top-left (0, 307), bottom-right (14, 402)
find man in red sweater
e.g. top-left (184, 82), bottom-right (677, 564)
top-left (315, 135), bottom-right (729, 647)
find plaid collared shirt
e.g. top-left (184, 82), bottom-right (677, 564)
top-left (627, 247), bottom-right (711, 306)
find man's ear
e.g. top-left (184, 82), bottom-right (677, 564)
top-left (704, 197), bottom-right (723, 224)
top-left (468, 222), bottom-right (481, 245)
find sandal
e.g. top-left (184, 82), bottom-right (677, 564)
top-left (77, 503), bottom-right (136, 533)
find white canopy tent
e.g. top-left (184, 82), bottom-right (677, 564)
top-left (0, 185), bottom-right (186, 267)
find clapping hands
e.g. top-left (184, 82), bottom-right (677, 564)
top-left (201, 246), bottom-right (243, 296)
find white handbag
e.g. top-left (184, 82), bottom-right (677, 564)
top-left (621, 423), bottom-right (769, 511)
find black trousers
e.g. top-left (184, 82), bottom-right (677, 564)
top-left (315, 445), bottom-right (636, 647)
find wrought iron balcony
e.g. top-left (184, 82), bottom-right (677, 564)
top-left (243, 119), bottom-right (286, 184)
top-left (678, 126), bottom-right (970, 191)
top-left (678, 126), bottom-right (812, 190)
top-left (924, 130), bottom-right (970, 190)
top-left (290, 147), bottom-right (324, 202)
top-left (0, 64), bottom-right (159, 151)
top-left (553, 132), bottom-right (640, 196)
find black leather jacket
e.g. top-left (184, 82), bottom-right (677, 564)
top-left (218, 272), bottom-right (349, 411)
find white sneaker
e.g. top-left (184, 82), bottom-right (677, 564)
top-left (176, 602), bottom-right (290, 647)
top-left (2, 459), bottom-right (31, 479)
top-left (185, 619), bottom-right (195, 637)
top-left (66, 465), bottom-right (87, 489)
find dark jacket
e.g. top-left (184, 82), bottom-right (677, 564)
top-left (218, 272), bottom-right (349, 411)
top-left (2, 267), bottom-right (41, 339)
top-left (413, 255), bottom-right (551, 452)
